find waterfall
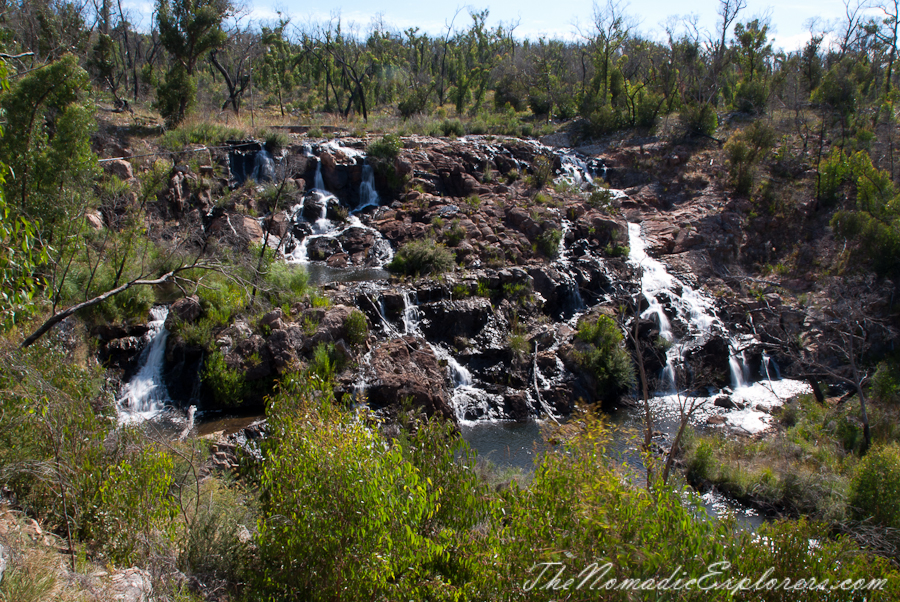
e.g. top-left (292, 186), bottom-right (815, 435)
top-left (762, 352), bottom-right (781, 380)
top-left (314, 159), bottom-right (325, 190)
top-left (402, 291), bottom-right (420, 335)
top-left (252, 149), bottom-right (275, 182)
top-left (447, 356), bottom-right (473, 387)
top-left (118, 306), bottom-right (171, 422)
top-left (356, 163), bottom-right (380, 213)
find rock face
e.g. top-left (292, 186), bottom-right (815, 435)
top-left (364, 336), bottom-right (455, 423)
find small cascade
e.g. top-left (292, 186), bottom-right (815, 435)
top-left (314, 159), bottom-right (325, 191)
top-left (252, 149), bottom-right (275, 182)
top-left (552, 214), bottom-right (585, 320)
top-left (728, 345), bottom-right (747, 389)
top-left (118, 306), bottom-right (171, 422)
top-left (402, 291), bottom-right (420, 334)
top-left (627, 221), bottom-right (811, 433)
top-left (762, 352), bottom-right (781, 380)
top-left (447, 356), bottom-right (473, 387)
top-left (356, 162), bottom-right (380, 213)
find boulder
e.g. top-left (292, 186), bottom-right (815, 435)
top-left (364, 336), bottom-right (455, 423)
top-left (103, 159), bottom-right (134, 180)
top-left (167, 295), bottom-right (201, 326)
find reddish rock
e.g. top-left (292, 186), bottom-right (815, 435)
top-left (365, 336), bottom-right (455, 423)
top-left (103, 159), bottom-right (134, 180)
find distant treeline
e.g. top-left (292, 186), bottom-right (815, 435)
top-left (2, 0), bottom-right (898, 139)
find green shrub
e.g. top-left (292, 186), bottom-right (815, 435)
top-left (264, 262), bottom-right (309, 307)
top-left (850, 443), bottom-right (900, 528)
top-left (261, 128), bottom-right (290, 152)
top-left (681, 102), bottom-right (718, 137)
top-left (387, 240), bottom-right (455, 276)
top-left (343, 310), bottom-right (368, 348)
top-left (202, 351), bottom-right (246, 406)
top-left (537, 228), bottom-right (562, 258)
top-left (255, 378), bottom-right (467, 600)
top-left (445, 221), bottom-right (467, 246)
top-left (531, 155), bottom-right (554, 188)
top-left (573, 314), bottom-right (635, 403)
top-left (160, 121), bottom-right (246, 151)
top-left (367, 133), bottom-right (402, 162)
top-left (734, 79), bottom-right (769, 114)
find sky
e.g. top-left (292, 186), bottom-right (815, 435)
top-left (123, 0), bottom-right (883, 52)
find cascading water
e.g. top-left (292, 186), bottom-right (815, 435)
top-left (314, 159), bottom-right (325, 190)
top-left (627, 222), bottom-right (810, 433)
top-left (118, 306), bottom-right (171, 423)
top-left (356, 163), bottom-right (380, 213)
top-left (252, 149), bottom-right (275, 182)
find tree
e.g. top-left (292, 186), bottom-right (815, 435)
top-left (156, 0), bottom-right (231, 125)
top-left (0, 55), bottom-right (98, 238)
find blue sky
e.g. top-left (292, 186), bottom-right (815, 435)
top-left (123, 0), bottom-right (880, 51)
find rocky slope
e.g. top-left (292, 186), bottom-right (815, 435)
top-left (92, 129), bottom-right (880, 430)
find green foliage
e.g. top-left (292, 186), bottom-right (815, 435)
top-left (536, 227), bottom-right (562, 258)
top-left (155, 63), bottom-right (198, 127)
top-left (850, 443), bottom-right (900, 528)
top-left (160, 121), bottom-right (246, 151)
top-left (724, 122), bottom-right (775, 196)
top-left (681, 102), bottom-right (718, 137)
top-left (530, 155), bottom-right (554, 188)
top-left (156, 0), bottom-right (230, 125)
top-left (574, 314), bottom-right (635, 403)
top-left (343, 309), bottom-right (368, 348)
top-left (830, 150), bottom-right (900, 274)
top-left (445, 221), bottom-right (467, 247)
top-left (367, 133), bottom-right (402, 162)
top-left (387, 239), bottom-right (455, 276)
top-left (263, 262), bottom-right (309, 307)
top-left (202, 350), bottom-right (246, 406)
top-left (0, 55), bottom-right (98, 233)
top-left (816, 147), bottom-right (850, 204)
top-left (256, 378), bottom-right (468, 600)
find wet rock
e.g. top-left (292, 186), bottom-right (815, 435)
top-left (502, 392), bottom-right (532, 422)
top-left (683, 334), bottom-right (732, 388)
top-left (365, 336), bottom-right (455, 423)
top-left (713, 395), bottom-right (736, 409)
top-left (306, 236), bottom-right (343, 261)
top-left (419, 298), bottom-right (492, 342)
top-left (707, 415), bottom-right (727, 425)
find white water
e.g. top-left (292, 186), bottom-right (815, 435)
top-left (117, 306), bottom-right (171, 423)
top-left (627, 222), bottom-right (810, 434)
top-left (356, 163), bottom-right (380, 213)
top-left (314, 159), bottom-right (325, 190)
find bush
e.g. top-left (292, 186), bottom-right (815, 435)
top-left (255, 378), bottom-right (468, 600)
top-left (530, 155), bottom-right (554, 188)
top-left (367, 133), bottom-right (402, 162)
top-left (573, 314), bottom-right (635, 403)
top-left (343, 309), bottom-right (368, 348)
top-left (202, 350), bottom-right (246, 407)
top-left (387, 240), bottom-right (455, 276)
top-left (537, 228), bottom-right (562, 258)
top-left (850, 443), bottom-right (900, 528)
top-left (734, 79), bottom-right (769, 114)
top-left (681, 102), bottom-right (718, 137)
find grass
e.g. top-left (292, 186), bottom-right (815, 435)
top-left (680, 394), bottom-right (873, 521)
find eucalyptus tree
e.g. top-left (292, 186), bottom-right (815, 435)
top-left (156, 0), bottom-right (231, 125)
